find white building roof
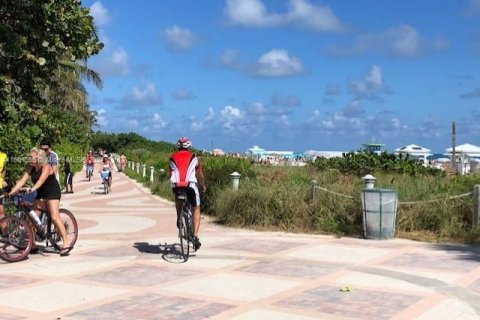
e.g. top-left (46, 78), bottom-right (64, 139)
top-left (445, 143), bottom-right (480, 155)
top-left (394, 144), bottom-right (431, 155)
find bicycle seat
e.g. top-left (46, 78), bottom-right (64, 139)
top-left (176, 191), bottom-right (187, 200)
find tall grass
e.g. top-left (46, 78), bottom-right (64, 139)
top-left (122, 153), bottom-right (480, 242)
top-left (213, 167), bottom-right (480, 242)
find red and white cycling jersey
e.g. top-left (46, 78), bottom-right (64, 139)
top-left (86, 155), bottom-right (94, 165)
top-left (169, 150), bottom-right (201, 187)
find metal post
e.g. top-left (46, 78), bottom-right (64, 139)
top-left (150, 166), bottom-right (154, 182)
top-left (362, 174), bottom-right (376, 189)
top-left (142, 164), bottom-right (146, 178)
top-left (474, 185), bottom-right (480, 226)
top-left (230, 172), bottom-right (241, 190)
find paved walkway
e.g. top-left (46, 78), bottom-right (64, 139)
top-left (1, 166), bottom-right (480, 320)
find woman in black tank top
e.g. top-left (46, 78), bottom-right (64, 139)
top-left (9, 147), bottom-right (72, 255)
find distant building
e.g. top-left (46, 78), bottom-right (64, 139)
top-left (303, 150), bottom-right (345, 161)
top-left (212, 148), bottom-right (225, 156)
top-left (245, 145), bottom-right (296, 161)
top-left (362, 142), bottom-right (386, 154)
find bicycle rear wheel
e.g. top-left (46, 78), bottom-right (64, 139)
top-left (47, 208), bottom-right (78, 253)
top-left (178, 212), bottom-right (190, 261)
top-left (0, 216), bottom-right (34, 263)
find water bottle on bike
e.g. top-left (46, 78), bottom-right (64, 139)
top-left (28, 209), bottom-right (46, 239)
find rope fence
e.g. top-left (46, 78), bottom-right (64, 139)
top-left (311, 183), bottom-right (480, 226)
top-left (312, 184), bottom-right (473, 205)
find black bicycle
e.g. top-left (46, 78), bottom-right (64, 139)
top-left (176, 190), bottom-right (194, 261)
top-left (0, 192), bottom-right (78, 262)
top-left (0, 195), bottom-right (34, 262)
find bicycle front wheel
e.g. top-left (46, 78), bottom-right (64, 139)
top-left (0, 216), bottom-right (34, 263)
top-left (47, 208), bottom-right (79, 253)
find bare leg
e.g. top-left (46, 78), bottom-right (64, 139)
top-left (193, 206), bottom-right (200, 237)
top-left (46, 199), bottom-right (69, 249)
top-left (175, 199), bottom-right (182, 224)
top-left (0, 205), bottom-right (5, 233)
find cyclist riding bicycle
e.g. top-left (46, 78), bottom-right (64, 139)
top-left (85, 150), bottom-right (95, 179)
top-left (169, 137), bottom-right (206, 250)
top-left (101, 155), bottom-right (113, 191)
top-left (8, 147), bottom-right (72, 255)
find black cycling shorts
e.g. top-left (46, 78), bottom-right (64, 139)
top-left (173, 185), bottom-right (200, 207)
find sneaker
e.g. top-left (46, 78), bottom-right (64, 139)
top-left (193, 236), bottom-right (201, 251)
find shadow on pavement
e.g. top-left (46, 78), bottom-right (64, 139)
top-left (133, 242), bottom-right (191, 263)
top-left (429, 243), bottom-right (480, 262)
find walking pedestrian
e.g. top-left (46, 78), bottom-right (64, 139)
top-left (63, 155), bottom-right (74, 193)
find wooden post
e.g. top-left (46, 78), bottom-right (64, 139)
top-left (311, 180), bottom-right (317, 202)
top-left (474, 185), bottom-right (480, 226)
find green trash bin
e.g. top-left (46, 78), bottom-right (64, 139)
top-left (361, 188), bottom-right (398, 239)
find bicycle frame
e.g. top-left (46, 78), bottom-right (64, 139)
top-left (176, 190), bottom-right (193, 261)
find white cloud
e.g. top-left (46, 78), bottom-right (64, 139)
top-left (152, 113), bottom-right (166, 129)
top-left (326, 24), bottom-right (448, 58)
top-left (348, 65), bottom-right (390, 99)
top-left (172, 88), bottom-right (195, 100)
top-left (271, 94), bottom-right (301, 106)
top-left (254, 49), bottom-right (304, 77)
top-left (95, 47), bottom-right (129, 77)
top-left (121, 82), bottom-right (162, 107)
top-left (162, 25), bottom-right (197, 52)
top-left (324, 84), bottom-right (340, 96)
top-left (308, 110), bottom-right (320, 123)
top-left (90, 2), bottom-right (111, 26)
top-left (245, 102), bottom-right (268, 115)
top-left (224, 0), bottom-right (346, 32)
top-left (279, 114), bottom-right (289, 126)
top-left (120, 118), bottom-right (140, 129)
top-left (284, 0), bottom-right (346, 32)
top-left (221, 49), bottom-right (241, 68)
top-left (190, 108), bottom-right (216, 132)
top-left (342, 100), bottom-right (365, 118)
top-left (460, 88), bottom-right (480, 99)
top-left (219, 48), bottom-right (304, 77)
top-left (95, 108), bottom-right (108, 127)
top-left (221, 105), bottom-right (243, 130)
top-left (224, 0), bottom-right (283, 27)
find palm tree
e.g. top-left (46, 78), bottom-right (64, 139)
top-left (47, 58), bottom-right (103, 126)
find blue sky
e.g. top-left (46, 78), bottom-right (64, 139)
top-left (84, 0), bottom-right (480, 153)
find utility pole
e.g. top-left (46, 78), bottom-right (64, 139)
top-left (452, 121), bottom-right (456, 173)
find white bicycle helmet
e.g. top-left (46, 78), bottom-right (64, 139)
top-left (177, 137), bottom-right (192, 149)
